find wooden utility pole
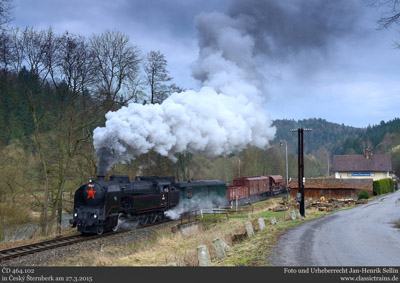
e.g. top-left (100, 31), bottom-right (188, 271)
top-left (290, 128), bottom-right (312, 217)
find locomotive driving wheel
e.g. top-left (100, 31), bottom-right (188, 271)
top-left (97, 225), bottom-right (104, 235)
top-left (149, 212), bottom-right (157, 224)
top-left (112, 213), bottom-right (124, 232)
top-left (157, 212), bottom-right (163, 222)
top-left (139, 214), bottom-right (149, 226)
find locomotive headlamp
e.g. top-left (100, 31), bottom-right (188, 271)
top-left (94, 214), bottom-right (98, 219)
top-left (74, 213), bottom-right (78, 217)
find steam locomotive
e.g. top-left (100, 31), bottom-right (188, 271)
top-left (70, 175), bottom-right (180, 234)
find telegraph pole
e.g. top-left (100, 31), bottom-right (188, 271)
top-left (290, 128), bottom-right (312, 217)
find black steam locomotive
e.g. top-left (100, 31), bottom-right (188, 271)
top-left (69, 175), bottom-right (180, 234)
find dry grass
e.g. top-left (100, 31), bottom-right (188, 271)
top-left (0, 191), bottom-right (77, 247)
top-left (0, 202), bottom-right (32, 243)
top-left (219, 208), bottom-right (328, 266)
top-left (58, 217), bottom-right (248, 266)
top-left (0, 202), bottom-right (31, 225)
top-left (0, 227), bottom-right (78, 250)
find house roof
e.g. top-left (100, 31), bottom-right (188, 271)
top-left (333, 154), bottom-right (392, 172)
top-left (289, 178), bottom-right (373, 191)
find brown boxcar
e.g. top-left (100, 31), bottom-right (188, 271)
top-left (233, 176), bottom-right (269, 196)
top-left (267, 175), bottom-right (283, 194)
top-left (226, 185), bottom-right (249, 202)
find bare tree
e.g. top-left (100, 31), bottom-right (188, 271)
top-left (175, 151), bottom-right (193, 181)
top-left (0, 29), bottom-right (13, 79)
top-left (0, 0), bottom-right (14, 28)
top-left (90, 30), bottom-right (141, 112)
top-left (168, 83), bottom-right (184, 96)
top-left (46, 32), bottom-right (97, 234)
top-left (21, 27), bottom-right (53, 80)
top-left (143, 50), bottom-right (172, 104)
top-left (8, 27), bottom-right (55, 235)
top-left (8, 27), bottom-right (26, 74)
top-left (372, 0), bottom-right (400, 28)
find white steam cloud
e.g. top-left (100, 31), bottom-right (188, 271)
top-left (112, 217), bottom-right (139, 232)
top-left (93, 11), bottom-right (276, 175)
top-left (165, 194), bottom-right (227, 220)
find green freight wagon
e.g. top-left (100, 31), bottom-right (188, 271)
top-left (175, 180), bottom-right (227, 203)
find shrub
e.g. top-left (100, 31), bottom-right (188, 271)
top-left (373, 178), bottom-right (395, 195)
top-left (0, 203), bottom-right (31, 225)
top-left (358, 190), bottom-right (370, 200)
top-left (389, 179), bottom-right (394, 192)
top-left (373, 180), bottom-right (380, 195)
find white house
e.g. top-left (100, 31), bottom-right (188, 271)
top-left (333, 151), bottom-right (392, 181)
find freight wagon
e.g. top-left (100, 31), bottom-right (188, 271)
top-left (226, 185), bottom-right (250, 206)
top-left (227, 175), bottom-right (285, 205)
top-left (233, 176), bottom-right (269, 195)
top-left (174, 180), bottom-right (227, 202)
top-left (268, 175), bottom-right (284, 195)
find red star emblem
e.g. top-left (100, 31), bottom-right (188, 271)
top-left (86, 187), bottom-right (96, 199)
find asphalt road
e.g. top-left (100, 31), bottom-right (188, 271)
top-left (271, 190), bottom-right (400, 266)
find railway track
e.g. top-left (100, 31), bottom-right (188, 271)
top-left (0, 219), bottom-right (172, 262)
top-left (0, 233), bottom-right (100, 262)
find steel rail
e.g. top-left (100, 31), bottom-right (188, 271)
top-left (0, 234), bottom-right (101, 262)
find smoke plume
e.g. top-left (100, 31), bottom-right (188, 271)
top-left (94, 86), bottom-right (274, 175)
top-left (226, 0), bottom-right (362, 60)
top-left (94, 0), bottom-right (361, 175)
top-left (94, 5), bottom-right (278, 175)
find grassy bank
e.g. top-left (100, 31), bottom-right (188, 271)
top-left (0, 202), bottom-right (32, 242)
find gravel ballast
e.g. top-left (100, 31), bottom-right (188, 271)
top-left (2, 221), bottom-right (175, 266)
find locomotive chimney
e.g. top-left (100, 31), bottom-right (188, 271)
top-left (97, 175), bottom-right (105, 181)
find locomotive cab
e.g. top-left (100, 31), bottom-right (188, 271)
top-left (157, 182), bottom-right (170, 207)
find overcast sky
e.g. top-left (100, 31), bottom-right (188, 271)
top-left (12, 0), bottom-right (400, 128)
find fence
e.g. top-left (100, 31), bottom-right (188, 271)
top-left (178, 203), bottom-right (255, 225)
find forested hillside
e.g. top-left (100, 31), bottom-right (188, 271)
top-left (273, 118), bottom-right (365, 155)
top-left (273, 118), bottom-right (400, 176)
